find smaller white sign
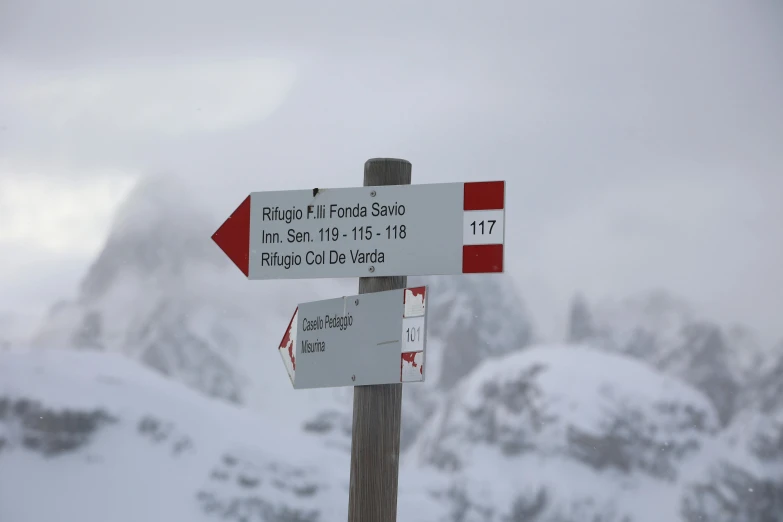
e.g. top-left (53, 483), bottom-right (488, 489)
top-left (277, 285), bottom-right (429, 389)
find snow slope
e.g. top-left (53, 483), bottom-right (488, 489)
top-left (406, 345), bottom-right (781, 522)
top-left (0, 348), bottom-right (350, 522)
top-left (2, 344), bottom-right (780, 522)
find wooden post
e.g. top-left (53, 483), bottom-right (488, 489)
top-left (347, 158), bottom-right (411, 522)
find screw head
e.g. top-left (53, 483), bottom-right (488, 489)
top-left (351, 375), bottom-right (356, 382)
top-left (368, 266), bottom-right (375, 273)
top-left (370, 190), bottom-right (376, 197)
top-left (354, 299), bottom-right (359, 305)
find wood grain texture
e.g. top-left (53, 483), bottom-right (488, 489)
top-left (347, 158), bottom-right (411, 522)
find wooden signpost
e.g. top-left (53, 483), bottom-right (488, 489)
top-left (212, 158), bottom-right (506, 521)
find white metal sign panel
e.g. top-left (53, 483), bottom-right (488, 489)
top-left (212, 181), bottom-right (506, 279)
top-left (276, 286), bottom-right (428, 389)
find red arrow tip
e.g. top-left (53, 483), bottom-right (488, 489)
top-left (212, 196), bottom-right (251, 277)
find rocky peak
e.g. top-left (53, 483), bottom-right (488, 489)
top-left (566, 291), bottom-right (770, 426)
top-left (31, 173), bottom-right (255, 405)
top-left (79, 173), bottom-right (221, 302)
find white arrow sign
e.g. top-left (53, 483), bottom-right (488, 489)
top-left (212, 181), bottom-right (505, 279)
top-left (277, 286), bottom-right (428, 389)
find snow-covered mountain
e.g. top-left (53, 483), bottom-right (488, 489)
top-left (30, 175), bottom-right (349, 410)
top-left (31, 174), bottom-right (249, 402)
top-left (408, 344), bottom-right (782, 522)
top-left (406, 345), bottom-right (722, 521)
top-left (0, 348), bottom-right (350, 522)
top-left (566, 291), bottom-right (772, 426)
top-left (3, 345), bottom-right (779, 522)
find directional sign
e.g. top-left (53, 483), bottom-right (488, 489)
top-left (277, 286), bottom-right (428, 389)
top-left (212, 181), bottom-right (505, 279)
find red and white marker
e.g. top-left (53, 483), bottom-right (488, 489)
top-left (401, 286), bottom-right (427, 382)
top-left (462, 181), bottom-right (505, 274)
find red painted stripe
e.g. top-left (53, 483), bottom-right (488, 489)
top-left (464, 181), bottom-right (505, 211)
top-left (400, 352), bottom-right (421, 381)
top-left (404, 286), bottom-right (426, 303)
top-left (462, 244), bottom-right (504, 273)
top-left (278, 307), bottom-right (298, 371)
top-left (211, 195), bottom-right (251, 277)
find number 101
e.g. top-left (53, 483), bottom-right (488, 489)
top-left (406, 326), bottom-right (421, 343)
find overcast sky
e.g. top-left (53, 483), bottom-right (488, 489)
top-left (1, 0), bottom-right (782, 344)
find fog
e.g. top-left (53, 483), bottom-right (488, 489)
top-left (4, 1), bottom-right (782, 343)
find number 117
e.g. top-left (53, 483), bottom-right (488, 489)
top-left (471, 220), bottom-right (496, 235)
